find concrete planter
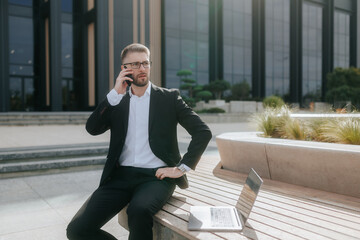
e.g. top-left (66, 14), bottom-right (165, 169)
top-left (216, 132), bottom-right (360, 198)
top-left (194, 100), bottom-right (263, 113)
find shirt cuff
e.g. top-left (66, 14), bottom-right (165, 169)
top-left (107, 89), bottom-right (124, 106)
top-left (179, 163), bottom-right (191, 172)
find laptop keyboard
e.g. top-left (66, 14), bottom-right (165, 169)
top-left (210, 208), bottom-right (235, 227)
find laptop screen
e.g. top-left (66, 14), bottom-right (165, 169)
top-left (235, 168), bottom-right (263, 223)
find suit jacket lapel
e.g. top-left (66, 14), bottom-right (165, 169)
top-left (149, 84), bottom-right (158, 134)
top-left (114, 92), bottom-right (130, 137)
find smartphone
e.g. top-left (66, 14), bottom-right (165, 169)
top-left (123, 66), bottom-right (133, 86)
top-left (125, 74), bottom-right (133, 86)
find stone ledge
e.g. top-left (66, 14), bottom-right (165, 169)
top-left (0, 156), bottom-right (106, 175)
top-left (216, 132), bottom-right (360, 198)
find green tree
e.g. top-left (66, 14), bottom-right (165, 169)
top-left (177, 69), bottom-right (196, 98)
top-left (192, 85), bottom-right (212, 102)
top-left (205, 79), bottom-right (230, 99)
top-left (196, 90), bottom-right (213, 101)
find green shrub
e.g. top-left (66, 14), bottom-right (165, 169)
top-left (326, 67), bottom-right (360, 108)
top-left (196, 107), bottom-right (226, 114)
top-left (263, 95), bottom-right (285, 109)
top-left (182, 96), bottom-right (196, 108)
top-left (231, 81), bottom-right (250, 100)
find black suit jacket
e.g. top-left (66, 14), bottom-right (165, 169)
top-left (86, 84), bottom-right (212, 189)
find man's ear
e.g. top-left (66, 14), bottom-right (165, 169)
top-left (121, 65), bottom-right (124, 70)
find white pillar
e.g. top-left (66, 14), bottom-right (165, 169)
top-left (149, 0), bottom-right (162, 87)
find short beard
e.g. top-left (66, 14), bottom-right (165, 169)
top-left (133, 75), bottom-right (149, 87)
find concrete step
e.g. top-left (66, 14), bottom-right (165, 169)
top-left (0, 143), bottom-right (109, 179)
top-left (0, 143), bottom-right (109, 162)
top-left (0, 155), bottom-right (106, 173)
top-left (0, 155), bottom-right (106, 179)
top-left (0, 112), bottom-right (91, 125)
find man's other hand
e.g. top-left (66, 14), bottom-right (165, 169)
top-left (155, 167), bottom-right (184, 180)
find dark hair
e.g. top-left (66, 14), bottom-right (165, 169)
top-left (121, 43), bottom-right (150, 63)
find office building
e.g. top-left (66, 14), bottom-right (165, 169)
top-left (0, 0), bottom-right (358, 112)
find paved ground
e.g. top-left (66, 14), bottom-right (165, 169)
top-left (0, 122), bottom-right (256, 240)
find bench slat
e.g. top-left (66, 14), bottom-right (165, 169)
top-left (189, 172), bottom-right (360, 220)
top-left (119, 156), bottom-right (360, 240)
top-left (169, 193), bottom-right (279, 240)
top-left (187, 175), bottom-right (360, 231)
top-left (186, 178), bottom-right (360, 239)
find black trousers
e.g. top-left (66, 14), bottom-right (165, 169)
top-left (66, 166), bottom-right (176, 240)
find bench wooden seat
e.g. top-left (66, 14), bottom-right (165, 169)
top-left (119, 156), bottom-right (360, 239)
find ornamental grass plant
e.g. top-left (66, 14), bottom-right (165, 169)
top-left (254, 107), bottom-right (360, 145)
top-left (280, 118), bottom-right (307, 140)
top-left (307, 119), bottom-right (332, 142)
top-left (319, 118), bottom-right (360, 145)
top-left (253, 106), bottom-right (291, 138)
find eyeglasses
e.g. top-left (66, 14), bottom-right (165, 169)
top-left (123, 61), bottom-right (151, 69)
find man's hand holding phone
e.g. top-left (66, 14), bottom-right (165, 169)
top-left (114, 68), bottom-right (133, 94)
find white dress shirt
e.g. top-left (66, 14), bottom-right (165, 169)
top-left (106, 83), bottom-right (190, 171)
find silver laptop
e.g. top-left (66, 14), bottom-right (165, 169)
top-left (188, 168), bottom-right (263, 231)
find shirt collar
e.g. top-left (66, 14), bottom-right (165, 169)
top-left (129, 82), bottom-right (152, 98)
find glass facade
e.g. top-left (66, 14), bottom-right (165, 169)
top-left (8, 0), bottom-right (32, 6)
top-left (8, 1), bottom-right (35, 111)
top-left (0, 0), bottom-right (358, 112)
top-left (265, 0), bottom-right (290, 98)
top-left (302, 2), bottom-right (323, 104)
top-left (164, 0), bottom-right (209, 89)
top-left (61, 0), bottom-right (78, 110)
top-left (223, 0), bottom-right (252, 87)
top-left (334, 10), bottom-right (351, 68)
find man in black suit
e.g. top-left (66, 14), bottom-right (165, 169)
top-left (66, 43), bottom-right (212, 240)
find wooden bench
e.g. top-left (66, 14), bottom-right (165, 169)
top-left (119, 155), bottom-right (360, 239)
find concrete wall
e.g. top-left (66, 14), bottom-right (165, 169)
top-left (195, 100), bottom-right (263, 113)
top-left (216, 132), bottom-right (360, 198)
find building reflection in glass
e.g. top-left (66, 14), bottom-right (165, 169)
top-left (265, 0), bottom-right (290, 98)
top-left (164, 0), bottom-right (209, 89)
top-left (223, 0), bottom-right (252, 87)
top-left (302, 2), bottom-right (323, 105)
top-left (8, 1), bottom-right (34, 111)
top-left (334, 11), bottom-right (350, 68)
top-left (62, 0), bottom-right (78, 110)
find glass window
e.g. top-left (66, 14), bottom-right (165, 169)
top-left (24, 78), bottom-right (34, 110)
top-left (265, 0), bottom-right (290, 98)
top-left (334, 11), bottom-right (350, 68)
top-left (8, 0), bottom-right (32, 6)
top-left (9, 16), bottom-right (34, 74)
top-left (165, 0), bottom-right (180, 29)
top-left (61, 0), bottom-right (78, 110)
top-left (164, 0), bottom-right (209, 90)
top-left (223, 0), bottom-right (252, 87)
top-left (9, 77), bottom-right (22, 110)
top-left (62, 0), bottom-right (73, 13)
top-left (62, 23), bottom-right (73, 77)
top-left (302, 2), bottom-right (323, 106)
top-left (8, 3), bottom-right (35, 111)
